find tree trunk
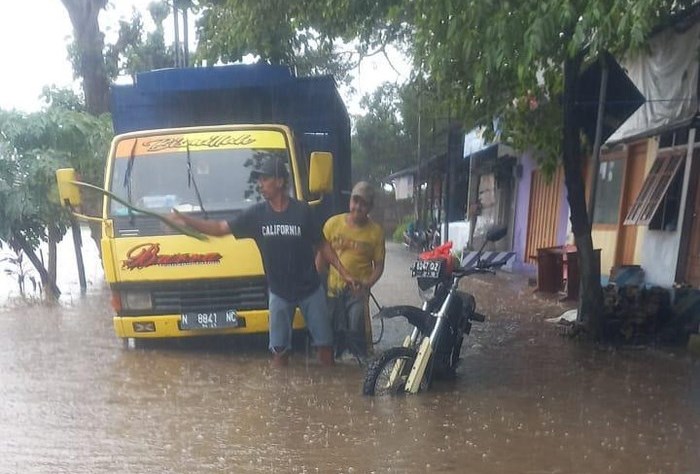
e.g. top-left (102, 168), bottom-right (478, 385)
top-left (47, 225), bottom-right (59, 286)
top-left (562, 55), bottom-right (604, 340)
top-left (61, 0), bottom-right (109, 256)
top-left (12, 235), bottom-right (61, 300)
top-left (60, 0), bottom-right (110, 115)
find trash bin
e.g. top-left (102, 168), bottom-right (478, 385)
top-left (535, 246), bottom-right (601, 299)
top-left (535, 246), bottom-right (565, 293)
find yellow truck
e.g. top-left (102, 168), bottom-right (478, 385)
top-left (57, 65), bottom-right (351, 344)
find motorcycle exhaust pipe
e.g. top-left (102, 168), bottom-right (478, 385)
top-left (470, 312), bottom-right (486, 322)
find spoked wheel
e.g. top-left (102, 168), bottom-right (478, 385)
top-left (362, 346), bottom-right (428, 396)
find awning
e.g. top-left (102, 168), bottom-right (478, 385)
top-left (577, 52), bottom-right (645, 145)
top-left (384, 154), bottom-right (444, 182)
top-left (606, 19), bottom-right (700, 144)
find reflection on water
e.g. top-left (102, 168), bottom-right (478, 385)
top-left (0, 242), bottom-right (698, 473)
top-left (0, 226), bottom-right (105, 306)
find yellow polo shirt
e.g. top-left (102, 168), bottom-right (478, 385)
top-left (323, 213), bottom-right (385, 296)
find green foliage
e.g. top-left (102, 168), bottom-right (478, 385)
top-left (392, 214), bottom-right (414, 243)
top-left (1, 248), bottom-right (40, 298)
top-left (0, 105), bottom-right (112, 269)
top-left (195, 0), bottom-right (412, 86)
top-left (104, 3), bottom-right (176, 79)
top-left (352, 77), bottom-right (453, 183)
top-left (65, 1), bottom-right (177, 84)
top-left (40, 86), bottom-right (85, 112)
top-left (352, 83), bottom-right (413, 182)
top-left (411, 0), bottom-right (695, 168)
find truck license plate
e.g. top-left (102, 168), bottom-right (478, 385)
top-left (180, 310), bottom-right (245, 330)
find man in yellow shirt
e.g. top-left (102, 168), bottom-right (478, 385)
top-left (321, 181), bottom-right (385, 362)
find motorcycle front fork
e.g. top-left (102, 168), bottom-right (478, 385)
top-left (392, 291), bottom-right (455, 394)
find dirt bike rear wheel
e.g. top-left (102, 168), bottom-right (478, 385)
top-left (362, 346), bottom-right (428, 396)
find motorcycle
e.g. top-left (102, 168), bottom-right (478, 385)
top-left (403, 223), bottom-right (439, 252)
top-left (362, 225), bottom-right (510, 396)
top-left (403, 228), bottom-right (429, 252)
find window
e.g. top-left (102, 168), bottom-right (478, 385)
top-left (649, 166), bottom-right (683, 230)
top-left (593, 160), bottom-right (624, 225)
top-left (659, 129), bottom-right (689, 148)
top-left (624, 152), bottom-right (685, 228)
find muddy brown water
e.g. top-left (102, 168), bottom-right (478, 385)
top-left (1, 239), bottom-right (699, 473)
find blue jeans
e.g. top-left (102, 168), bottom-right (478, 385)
top-left (268, 284), bottom-right (332, 353)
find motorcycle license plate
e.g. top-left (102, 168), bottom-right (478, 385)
top-left (411, 259), bottom-right (443, 278)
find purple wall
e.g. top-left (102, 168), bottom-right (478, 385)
top-left (511, 153), bottom-right (570, 275)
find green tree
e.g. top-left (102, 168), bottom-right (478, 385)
top-left (352, 83), bottom-right (413, 182)
top-left (60, 0), bottom-right (110, 115)
top-left (0, 105), bottom-right (112, 299)
top-left (352, 78), bottom-right (453, 225)
top-left (195, 0), bottom-right (412, 86)
top-left (104, 2), bottom-right (175, 80)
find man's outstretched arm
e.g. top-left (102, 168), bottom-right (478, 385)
top-left (169, 209), bottom-right (231, 237)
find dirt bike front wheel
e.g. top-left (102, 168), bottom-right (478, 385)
top-left (363, 346), bottom-right (430, 396)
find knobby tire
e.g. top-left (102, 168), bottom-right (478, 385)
top-left (362, 346), bottom-right (420, 396)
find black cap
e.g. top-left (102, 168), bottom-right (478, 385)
top-left (251, 155), bottom-right (290, 179)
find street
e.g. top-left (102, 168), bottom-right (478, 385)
top-left (0, 236), bottom-right (699, 473)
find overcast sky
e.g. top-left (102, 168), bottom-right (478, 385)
top-left (0, 1), bottom-right (408, 115)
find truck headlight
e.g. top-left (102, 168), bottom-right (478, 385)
top-left (122, 291), bottom-right (153, 311)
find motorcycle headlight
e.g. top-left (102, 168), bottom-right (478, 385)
top-left (417, 279), bottom-right (438, 302)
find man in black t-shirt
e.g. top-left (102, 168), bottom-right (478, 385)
top-left (170, 155), bottom-right (355, 367)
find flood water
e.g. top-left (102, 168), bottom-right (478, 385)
top-left (1, 232), bottom-right (699, 473)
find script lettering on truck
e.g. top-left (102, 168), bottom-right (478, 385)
top-left (122, 243), bottom-right (223, 270)
top-left (115, 130), bottom-right (286, 157)
top-left (141, 133), bottom-right (257, 152)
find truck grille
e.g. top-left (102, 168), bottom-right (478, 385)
top-left (118, 278), bottom-right (268, 315)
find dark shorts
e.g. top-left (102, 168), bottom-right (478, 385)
top-left (328, 290), bottom-right (368, 357)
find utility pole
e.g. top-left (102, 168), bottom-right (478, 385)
top-left (587, 55), bottom-right (609, 224)
top-left (415, 85), bottom-right (422, 224)
top-left (182, 5), bottom-right (190, 67)
top-left (173, 1), bottom-right (180, 67)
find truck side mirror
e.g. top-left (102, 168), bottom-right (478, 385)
top-left (309, 151), bottom-right (333, 195)
top-left (56, 168), bottom-right (82, 207)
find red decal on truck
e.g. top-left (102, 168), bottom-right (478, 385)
top-left (123, 243), bottom-right (222, 270)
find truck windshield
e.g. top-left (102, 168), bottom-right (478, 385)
top-left (108, 148), bottom-right (291, 216)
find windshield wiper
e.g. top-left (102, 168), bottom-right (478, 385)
top-left (123, 138), bottom-right (138, 224)
top-left (186, 142), bottom-right (208, 219)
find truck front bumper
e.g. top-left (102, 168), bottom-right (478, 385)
top-left (113, 309), bottom-right (306, 338)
